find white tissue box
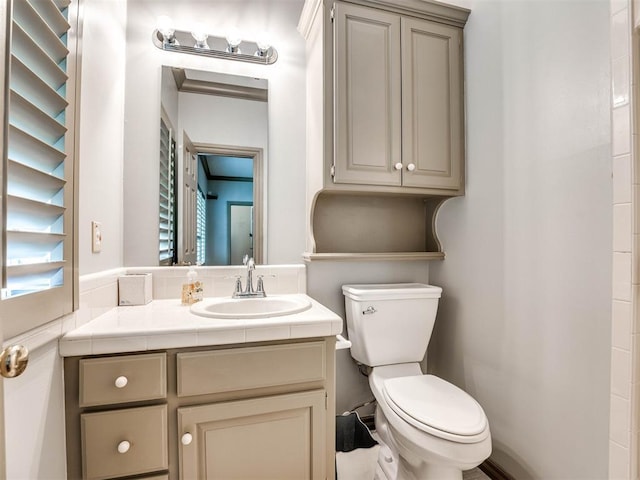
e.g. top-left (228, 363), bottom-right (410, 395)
top-left (118, 274), bottom-right (152, 306)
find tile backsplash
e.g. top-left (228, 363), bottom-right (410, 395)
top-left (124, 265), bottom-right (306, 300)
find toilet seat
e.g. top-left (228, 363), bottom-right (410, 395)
top-left (382, 374), bottom-right (489, 444)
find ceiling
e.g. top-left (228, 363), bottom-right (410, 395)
top-left (199, 155), bottom-right (254, 181)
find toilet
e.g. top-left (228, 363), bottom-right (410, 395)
top-left (342, 283), bottom-right (491, 480)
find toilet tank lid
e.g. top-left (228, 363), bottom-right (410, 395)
top-left (342, 283), bottom-right (442, 301)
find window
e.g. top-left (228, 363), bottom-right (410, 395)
top-left (1, 0), bottom-right (78, 338)
top-left (196, 186), bottom-right (206, 265)
top-left (159, 116), bottom-right (176, 265)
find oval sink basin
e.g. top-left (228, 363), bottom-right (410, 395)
top-left (190, 296), bottom-right (312, 319)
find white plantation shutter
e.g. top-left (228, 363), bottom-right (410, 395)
top-left (1, 0), bottom-right (77, 338)
top-left (159, 117), bottom-right (176, 265)
top-left (196, 186), bottom-right (205, 265)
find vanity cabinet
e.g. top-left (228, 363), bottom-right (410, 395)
top-left (299, 0), bottom-right (469, 260)
top-left (64, 338), bottom-right (336, 480)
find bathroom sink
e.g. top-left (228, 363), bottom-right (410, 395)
top-left (190, 295), bottom-right (312, 319)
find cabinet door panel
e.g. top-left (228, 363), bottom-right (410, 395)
top-left (401, 17), bottom-right (463, 191)
top-left (334, 2), bottom-right (402, 186)
top-left (178, 390), bottom-right (326, 480)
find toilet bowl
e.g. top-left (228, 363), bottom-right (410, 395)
top-left (342, 284), bottom-right (492, 480)
top-left (370, 364), bottom-right (491, 480)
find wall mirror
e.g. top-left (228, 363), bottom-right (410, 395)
top-left (159, 66), bottom-right (267, 266)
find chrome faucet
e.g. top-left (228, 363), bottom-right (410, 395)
top-left (232, 255), bottom-right (266, 298)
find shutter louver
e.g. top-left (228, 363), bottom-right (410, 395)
top-left (196, 187), bottom-right (205, 265)
top-left (159, 117), bottom-right (176, 265)
top-left (5, 0), bottom-right (71, 298)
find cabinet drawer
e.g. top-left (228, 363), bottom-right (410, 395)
top-left (177, 341), bottom-right (326, 397)
top-left (81, 404), bottom-right (168, 480)
top-left (79, 353), bottom-right (166, 407)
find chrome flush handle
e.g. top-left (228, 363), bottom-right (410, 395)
top-left (362, 306), bottom-right (377, 315)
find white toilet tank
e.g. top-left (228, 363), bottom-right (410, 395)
top-left (342, 283), bottom-right (442, 366)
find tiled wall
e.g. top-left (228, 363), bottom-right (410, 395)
top-left (610, 1), bottom-right (639, 478)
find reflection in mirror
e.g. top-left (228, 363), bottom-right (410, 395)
top-left (159, 66), bottom-right (267, 266)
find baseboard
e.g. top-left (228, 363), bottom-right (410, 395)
top-left (479, 458), bottom-right (516, 480)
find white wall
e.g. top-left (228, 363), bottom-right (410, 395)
top-left (123, 0), bottom-right (307, 267)
top-left (4, 340), bottom-right (67, 479)
top-left (178, 92), bottom-right (268, 264)
top-left (429, 0), bottom-right (612, 478)
top-left (78, 0), bottom-right (128, 275)
top-left (207, 180), bottom-right (254, 264)
top-left (178, 92), bottom-right (268, 149)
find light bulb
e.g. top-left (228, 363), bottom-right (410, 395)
top-left (157, 15), bottom-right (178, 45)
top-left (191, 23), bottom-right (209, 49)
top-left (226, 28), bottom-right (242, 53)
top-left (255, 32), bottom-right (271, 57)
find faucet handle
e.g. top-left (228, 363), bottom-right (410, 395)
top-left (256, 275), bottom-right (265, 294)
top-left (233, 275), bottom-right (243, 295)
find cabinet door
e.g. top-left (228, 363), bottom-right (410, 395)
top-left (334, 2), bottom-right (402, 186)
top-left (401, 17), bottom-right (464, 191)
top-left (178, 390), bottom-right (326, 480)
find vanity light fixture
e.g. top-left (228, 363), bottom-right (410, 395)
top-left (152, 17), bottom-right (278, 65)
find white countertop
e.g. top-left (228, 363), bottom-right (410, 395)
top-left (59, 294), bottom-right (343, 357)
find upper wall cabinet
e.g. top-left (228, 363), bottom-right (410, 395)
top-left (333, 2), bottom-right (464, 192)
top-left (298, 0), bottom-right (470, 259)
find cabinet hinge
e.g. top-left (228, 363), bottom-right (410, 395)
top-left (330, 4), bottom-right (335, 21)
top-left (330, 164), bottom-right (336, 178)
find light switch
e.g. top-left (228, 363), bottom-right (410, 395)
top-left (91, 221), bottom-right (102, 253)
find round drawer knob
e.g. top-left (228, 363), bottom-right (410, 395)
top-left (406, 163), bottom-right (416, 172)
top-left (394, 162), bottom-right (403, 171)
top-left (181, 433), bottom-right (193, 446)
top-left (117, 441), bottom-right (130, 454)
top-left (114, 376), bottom-right (128, 388)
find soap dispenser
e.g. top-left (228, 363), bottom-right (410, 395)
top-left (181, 266), bottom-right (203, 305)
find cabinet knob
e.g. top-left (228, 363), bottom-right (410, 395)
top-left (394, 162), bottom-right (403, 171)
top-left (181, 433), bottom-right (193, 446)
top-left (117, 441), bottom-right (130, 454)
top-left (114, 376), bottom-right (128, 388)
top-left (406, 163), bottom-right (416, 172)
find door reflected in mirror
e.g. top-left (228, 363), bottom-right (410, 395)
top-left (159, 66), bottom-right (267, 266)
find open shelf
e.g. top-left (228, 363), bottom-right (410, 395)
top-left (306, 192), bottom-right (448, 262)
